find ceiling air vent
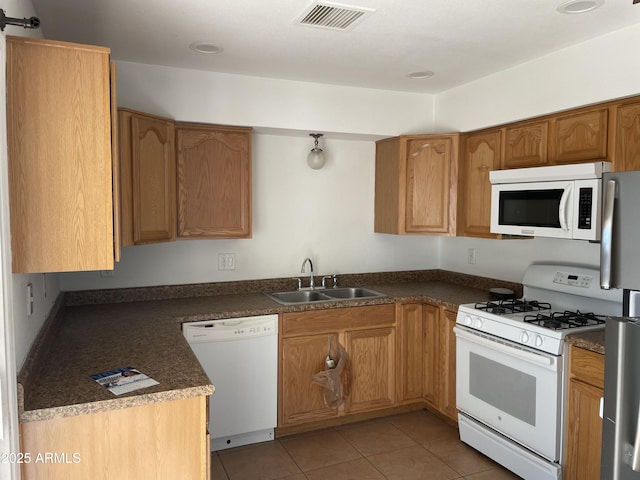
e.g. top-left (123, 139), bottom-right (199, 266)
top-left (297, 2), bottom-right (374, 31)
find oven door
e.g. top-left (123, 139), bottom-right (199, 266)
top-left (455, 325), bottom-right (563, 462)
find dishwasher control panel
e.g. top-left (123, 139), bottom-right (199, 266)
top-left (183, 314), bottom-right (278, 343)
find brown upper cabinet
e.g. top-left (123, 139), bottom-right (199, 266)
top-left (375, 134), bottom-right (459, 236)
top-left (501, 105), bottom-right (610, 169)
top-left (119, 109), bottom-right (176, 246)
top-left (502, 120), bottom-right (548, 169)
top-left (118, 115), bottom-right (252, 246)
top-left (458, 129), bottom-right (501, 238)
top-left (548, 107), bottom-right (609, 164)
top-left (613, 99), bottom-right (640, 171)
top-left (6, 37), bottom-right (116, 273)
top-left (175, 122), bottom-right (252, 239)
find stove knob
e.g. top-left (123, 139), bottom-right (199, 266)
top-left (521, 331), bottom-right (530, 343)
top-left (534, 335), bottom-right (544, 347)
top-left (464, 315), bottom-right (472, 326)
top-left (474, 318), bottom-right (484, 329)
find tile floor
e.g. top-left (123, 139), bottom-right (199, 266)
top-left (211, 410), bottom-right (523, 480)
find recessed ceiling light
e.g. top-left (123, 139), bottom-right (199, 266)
top-left (406, 71), bottom-right (435, 79)
top-left (189, 42), bottom-right (223, 54)
top-left (556, 0), bottom-right (604, 14)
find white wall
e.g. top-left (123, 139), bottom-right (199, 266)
top-left (435, 22), bottom-right (640, 282)
top-left (435, 22), bottom-right (640, 133)
top-left (61, 20), bottom-right (640, 291)
top-left (61, 133), bottom-right (440, 290)
top-left (439, 237), bottom-right (601, 283)
top-left (60, 62), bottom-right (439, 291)
top-left (115, 61), bottom-right (436, 138)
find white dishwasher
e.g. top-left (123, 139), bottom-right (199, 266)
top-left (183, 314), bottom-right (278, 451)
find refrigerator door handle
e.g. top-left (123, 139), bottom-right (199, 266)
top-left (600, 179), bottom-right (616, 290)
top-left (630, 403), bottom-right (640, 471)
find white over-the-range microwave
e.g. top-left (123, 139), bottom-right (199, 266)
top-left (490, 161), bottom-right (612, 240)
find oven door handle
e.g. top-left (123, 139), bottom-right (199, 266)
top-left (454, 326), bottom-right (554, 367)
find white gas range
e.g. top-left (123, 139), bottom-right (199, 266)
top-left (455, 264), bottom-right (622, 480)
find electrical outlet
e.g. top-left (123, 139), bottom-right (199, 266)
top-left (26, 283), bottom-right (34, 316)
top-left (218, 253), bottom-right (236, 271)
top-left (467, 248), bottom-right (476, 265)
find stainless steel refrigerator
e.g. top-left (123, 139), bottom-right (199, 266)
top-left (600, 170), bottom-right (640, 479)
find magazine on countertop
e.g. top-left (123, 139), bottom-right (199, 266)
top-left (90, 366), bottom-right (159, 396)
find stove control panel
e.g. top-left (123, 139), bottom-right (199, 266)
top-left (457, 307), bottom-right (565, 355)
top-left (553, 271), bottom-right (592, 288)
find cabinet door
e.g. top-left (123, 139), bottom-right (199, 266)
top-left (422, 304), bottom-right (439, 407)
top-left (397, 304), bottom-right (424, 403)
top-left (119, 109), bottom-right (176, 246)
top-left (20, 396), bottom-right (208, 480)
top-left (176, 123), bottom-right (252, 238)
top-left (438, 309), bottom-right (458, 421)
top-left (549, 108), bottom-right (609, 164)
top-left (405, 137), bottom-right (457, 234)
top-left (7, 37), bottom-right (114, 273)
top-left (564, 346), bottom-right (604, 480)
top-left (614, 101), bottom-right (640, 171)
top-left (502, 121), bottom-right (548, 169)
top-left (564, 379), bottom-right (603, 480)
top-left (345, 327), bottom-right (396, 413)
top-left (374, 137), bottom-right (403, 234)
top-left (459, 130), bottom-right (501, 237)
top-left (280, 334), bottom-right (339, 426)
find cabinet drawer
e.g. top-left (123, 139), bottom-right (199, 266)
top-left (282, 304), bottom-right (395, 337)
top-left (569, 345), bottom-right (604, 389)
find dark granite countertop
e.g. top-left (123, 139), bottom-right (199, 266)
top-left (18, 269), bottom-right (521, 422)
top-left (565, 330), bottom-right (605, 355)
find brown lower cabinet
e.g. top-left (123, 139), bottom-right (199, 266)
top-left (278, 302), bottom-right (458, 434)
top-left (397, 303), bottom-right (457, 422)
top-left (564, 345), bottom-right (604, 480)
top-left (279, 305), bottom-right (396, 428)
top-left (20, 396), bottom-right (210, 480)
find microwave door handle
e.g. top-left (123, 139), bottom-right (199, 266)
top-left (559, 184), bottom-right (571, 231)
top-left (600, 179), bottom-right (616, 290)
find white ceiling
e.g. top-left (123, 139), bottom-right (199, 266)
top-left (30, 0), bottom-right (640, 94)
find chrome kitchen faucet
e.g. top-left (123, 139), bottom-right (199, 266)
top-left (301, 257), bottom-right (315, 290)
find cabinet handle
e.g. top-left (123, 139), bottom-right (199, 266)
top-left (599, 396), bottom-right (604, 419)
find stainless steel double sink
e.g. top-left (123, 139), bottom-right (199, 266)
top-left (266, 287), bottom-right (386, 305)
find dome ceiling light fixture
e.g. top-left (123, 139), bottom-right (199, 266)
top-left (189, 41), bottom-right (223, 54)
top-left (556, 0), bottom-right (604, 14)
top-left (307, 133), bottom-right (326, 170)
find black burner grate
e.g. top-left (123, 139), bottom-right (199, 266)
top-left (474, 299), bottom-right (551, 315)
top-left (523, 310), bottom-right (606, 330)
